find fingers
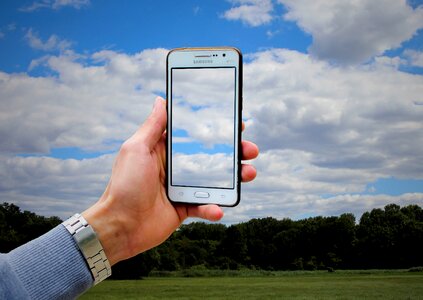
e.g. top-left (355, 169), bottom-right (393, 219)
top-left (241, 163), bottom-right (257, 182)
top-left (176, 204), bottom-right (224, 222)
top-left (188, 204), bottom-right (224, 221)
top-left (242, 140), bottom-right (259, 161)
top-left (133, 97), bottom-right (167, 150)
top-left (240, 140), bottom-right (258, 182)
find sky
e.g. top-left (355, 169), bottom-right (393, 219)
top-left (0, 0), bottom-right (423, 223)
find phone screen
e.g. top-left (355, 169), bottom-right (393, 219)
top-left (170, 67), bottom-right (236, 189)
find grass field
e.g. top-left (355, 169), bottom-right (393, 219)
top-left (80, 270), bottom-right (423, 299)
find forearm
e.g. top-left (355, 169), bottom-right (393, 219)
top-left (3, 225), bottom-right (93, 299)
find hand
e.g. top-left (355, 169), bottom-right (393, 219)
top-left (83, 97), bottom-right (259, 265)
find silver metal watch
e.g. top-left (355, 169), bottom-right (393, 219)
top-left (62, 213), bottom-right (112, 285)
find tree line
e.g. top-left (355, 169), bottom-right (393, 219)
top-left (1, 202), bottom-right (422, 279)
top-left (0, 202), bottom-right (62, 253)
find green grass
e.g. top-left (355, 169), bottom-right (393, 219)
top-left (80, 271), bottom-right (423, 299)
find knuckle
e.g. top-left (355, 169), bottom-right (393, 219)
top-left (120, 139), bottom-right (136, 155)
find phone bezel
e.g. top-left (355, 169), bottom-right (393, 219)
top-left (166, 47), bottom-right (243, 207)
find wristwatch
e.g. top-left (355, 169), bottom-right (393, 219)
top-left (62, 213), bottom-right (112, 285)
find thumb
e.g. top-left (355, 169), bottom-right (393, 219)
top-left (134, 97), bottom-right (167, 150)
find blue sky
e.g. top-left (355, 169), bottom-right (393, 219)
top-left (0, 0), bottom-right (422, 222)
top-left (0, 0), bottom-right (311, 73)
top-left (172, 129), bottom-right (234, 155)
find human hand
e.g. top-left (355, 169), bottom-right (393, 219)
top-left (83, 97), bottom-right (259, 265)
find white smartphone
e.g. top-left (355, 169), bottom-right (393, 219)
top-left (166, 47), bottom-right (243, 206)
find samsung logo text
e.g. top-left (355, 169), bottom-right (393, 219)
top-left (193, 59), bottom-right (213, 64)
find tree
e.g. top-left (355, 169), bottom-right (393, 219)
top-left (218, 225), bottom-right (247, 269)
top-left (0, 202), bottom-right (61, 253)
top-left (356, 204), bottom-right (423, 268)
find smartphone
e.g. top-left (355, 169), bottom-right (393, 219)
top-left (166, 47), bottom-right (243, 206)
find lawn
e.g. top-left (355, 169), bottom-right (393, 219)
top-left (80, 270), bottom-right (423, 299)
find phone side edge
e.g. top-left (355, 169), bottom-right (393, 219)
top-left (223, 48), bottom-right (243, 207)
top-left (165, 50), bottom-right (172, 203)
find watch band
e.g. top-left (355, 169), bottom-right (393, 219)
top-left (63, 213), bottom-right (112, 285)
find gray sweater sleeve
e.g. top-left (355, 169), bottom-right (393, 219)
top-left (0, 224), bottom-right (94, 299)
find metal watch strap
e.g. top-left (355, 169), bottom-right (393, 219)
top-left (63, 213), bottom-right (112, 285)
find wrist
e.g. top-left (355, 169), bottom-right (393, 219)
top-left (82, 202), bottom-right (130, 266)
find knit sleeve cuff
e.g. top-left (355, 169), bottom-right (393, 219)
top-left (8, 224), bottom-right (93, 299)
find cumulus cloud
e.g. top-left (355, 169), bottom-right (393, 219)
top-left (244, 49), bottom-right (423, 177)
top-left (171, 68), bottom-right (235, 147)
top-left (223, 0), bottom-right (423, 64)
top-left (227, 189), bottom-right (423, 222)
top-left (0, 48), bottom-right (167, 155)
top-left (404, 49), bottom-right (423, 67)
top-left (172, 102), bottom-right (234, 147)
top-left (279, 0), bottom-right (423, 64)
top-left (232, 48), bottom-right (423, 220)
top-left (0, 23), bottom-right (17, 40)
top-left (172, 153), bottom-right (234, 188)
top-left (0, 154), bottom-right (113, 219)
top-left (222, 0), bottom-right (274, 27)
top-left (20, 0), bottom-right (90, 12)
top-left (25, 28), bottom-right (72, 52)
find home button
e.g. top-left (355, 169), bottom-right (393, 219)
top-left (194, 191), bottom-right (210, 198)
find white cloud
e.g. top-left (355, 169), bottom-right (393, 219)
top-left (373, 55), bottom-right (406, 69)
top-left (20, 0), bottom-right (90, 12)
top-left (246, 150), bottom-right (376, 195)
top-left (244, 49), bottom-right (423, 178)
top-left (404, 49), bottom-right (423, 67)
top-left (172, 153), bottom-right (234, 188)
top-left (0, 23), bottom-right (17, 40)
top-left (173, 103), bottom-right (234, 147)
top-left (222, 0), bottom-right (274, 27)
top-left (0, 48), bottom-right (167, 155)
top-left (0, 154), bottom-right (113, 219)
top-left (7, 23), bottom-right (17, 31)
top-left (278, 0), bottom-right (423, 63)
top-left (230, 48), bottom-right (423, 221)
top-left (25, 28), bottom-right (72, 52)
top-left (227, 190), bottom-right (423, 222)
top-left (172, 68), bottom-right (235, 147)
top-left (51, 0), bottom-right (89, 9)
top-left (266, 29), bottom-right (280, 39)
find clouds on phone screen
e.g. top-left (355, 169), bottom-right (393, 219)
top-left (172, 152), bottom-right (233, 188)
top-left (171, 68), bottom-right (235, 148)
top-left (171, 67), bottom-right (236, 188)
